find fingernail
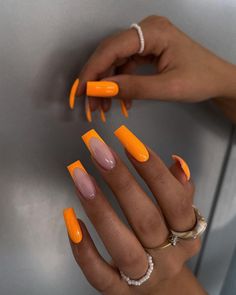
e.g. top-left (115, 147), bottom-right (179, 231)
top-left (82, 129), bottom-right (116, 170)
top-left (67, 160), bottom-right (96, 199)
top-left (172, 155), bottom-right (191, 181)
top-left (86, 81), bottom-right (119, 97)
top-left (100, 106), bottom-right (106, 123)
top-left (120, 100), bottom-right (129, 118)
top-left (114, 125), bottom-right (149, 162)
top-left (63, 207), bottom-right (82, 244)
top-left (85, 96), bottom-right (92, 122)
top-left (69, 78), bottom-right (79, 110)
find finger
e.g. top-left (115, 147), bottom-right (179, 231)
top-left (67, 161), bottom-right (148, 279)
top-left (67, 217), bottom-right (126, 294)
top-left (104, 71), bottom-right (179, 101)
top-left (89, 97), bottom-right (100, 112)
top-left (76, 31), bottom-right (141, 97)
top-left (101, 98), bottom-right (112, 112)
top-left (81, 129), bottom-right (168, 248)
top-left (114, 126), bottom-right (196, 232)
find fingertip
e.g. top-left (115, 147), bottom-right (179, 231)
top-left (172, 155), bottom-right (191, 181)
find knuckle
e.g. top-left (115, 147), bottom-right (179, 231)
top-left (149, 170), bottom-right (167, 186)
top-left (120, 250), bottom-right (145, 270)
top-left (156, 16), bottom-right (172, 29)
top-left (136, 212), bottom-right (162, 238)
top-left (174, 196), bottom-right (192, 218)
top-left (112, 172), bottom-right (133, 193)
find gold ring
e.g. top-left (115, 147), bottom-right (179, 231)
top-left (146, 234), bottom-right (178, 251)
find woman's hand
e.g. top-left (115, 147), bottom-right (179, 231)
top-left (77, 15), bottom-right (236, 122)
top-left (63, 126), bottom-right (207, 295)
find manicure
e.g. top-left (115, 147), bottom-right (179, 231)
top-left (172, 155), bottom-right (191, 181)
top-left (86, 81), bottom-right (119, 97)
top-left (67, 160), bottom-right (96, 200)
top-left (63, 207), bottom-right (82, 244)
top-left (69, 78), bottom-right (79, 110)
top-left (114, 125), bottom-right (149, 162)
top-left (82, 129), bottom-right (116, 170)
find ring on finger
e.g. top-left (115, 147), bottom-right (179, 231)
top-left (145, 233), bottom-right (179, 251)
top-left (170, 206), bottom-right (207, 240)
top-left (119, 252), bottom-right (154, 286)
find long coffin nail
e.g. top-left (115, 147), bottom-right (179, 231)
top-left (63, 208), bottom-right (82, 244)
top-left (100, 106), bottom-right (106, 123)
top-left (69, 78), bottom-right (79, 110)
top-left (86, 81), bottom-right (119, 97)
top-left (85, 96), bottom-right (92, 122)
top-left (120, 100), bottom-right (129, 118)
top-left (82, 129), bottom-right (116, 170)
top-left (114, 125), bottom-right (149, 162)
top-left (172, 155), bottom-right (191, 181)
top-left (67, 160), bottom-right (96, 200)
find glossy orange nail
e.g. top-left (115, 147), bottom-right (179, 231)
top-left (172, 155), bottom-right (191, 181)
top-left (120, 100), bottom-right (129, 118)
top-left (67, 160), bottom-right (87, 179)
top-left (85, 96), bottom-right (92, 122)
top-left (69, 79), bottom-right (79, 110)
top-left (100, 106), bottom-right (106, 123)
top-left (63, 208), bottom-right (82, 244)
top-left (86, 81), bottom-right (119, 97)
top-left (114, 125), bottom-right (149, 162)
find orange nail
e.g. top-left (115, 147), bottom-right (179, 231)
top-left (69, 79), bottom-right (79, 110)
top-left (82, 129), bottom-right (104, 153)
top-left (100, 106), bottom-right (106, 123)
top-left (85, 96), bottom-right (92, 122)
top-left (86, 81), bottom-right (119, 97)
top-left (63, 208), bottom-right (82, 244)
top-left (120, 100), bottom-right (129, 118)
top-left (67, 160), bottom-right (87, 180)
top-left (114, 125), bottom-right (149, 162)
top-left (172, 155), bottom-right (191, 181)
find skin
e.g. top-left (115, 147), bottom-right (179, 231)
top-left (66, 14), bottom-right (236, 293)
top-left (67, 145), bottom-right (207, 295)
top-left (77, 15), bottom-right (236, 123)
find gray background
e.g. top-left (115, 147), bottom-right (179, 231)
top-left (0, 1), bottom-right (235, 294)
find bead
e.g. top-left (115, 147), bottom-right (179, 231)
top-left (119, 252), bottom-right (154, 286)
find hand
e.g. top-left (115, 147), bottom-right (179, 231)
top-left (64, 126), bottom-right (206, 295)
top-left (77, 15), bottom-right (236, 119)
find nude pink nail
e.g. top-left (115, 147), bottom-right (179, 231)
top-left (73, 168), bottom-right (96, 200)
top-left (89, 137), bottom-right (116, 170)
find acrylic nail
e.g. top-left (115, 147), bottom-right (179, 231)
top-left (63, 207), bottom-right (82, 244)
top-left (82, 129), bottom-right (116, 170)
top-left (172, 155), bottom-right (191, 181)
top-left (69, 78), bottom-right (79, 110)
top-left (85, 96), bottom-right (92, 122)
top-left (100, 106), bottom-right (106, 123)
top-left (86, 81), bottom-right (119, 97)
top-left (120, 100), bottom-right (129, 118)
top-left (67, 160), bottom-right (96, 200)
top-left (114, 125), bottom-right (149, 162)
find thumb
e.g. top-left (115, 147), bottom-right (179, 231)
top-left (103, 72), bottom-right (177, 100)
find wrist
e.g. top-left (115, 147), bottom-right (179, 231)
top-left (212, 61), bottom-right (236, 123)
top-left (218, 62), bottom-right (236, 100)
